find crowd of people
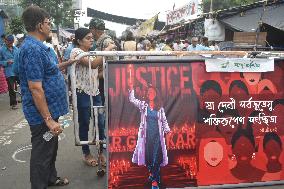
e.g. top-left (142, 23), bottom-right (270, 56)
top-left (39, 24), bottom-right (219, 66)
top-left (0, 4), bottom-right (139, 189)
top-left (0, 3), bottom-right (226, 189)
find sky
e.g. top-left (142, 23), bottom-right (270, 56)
top-left (78, 0), bottom-right (192, 36)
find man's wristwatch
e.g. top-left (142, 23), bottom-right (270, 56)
top-left (44, 115), bottom-right (53, 122)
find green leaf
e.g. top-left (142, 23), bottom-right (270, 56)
top-left (19, 0), bottom-right (74, 28)
top-left (9, 17), bottom-right (25, 35)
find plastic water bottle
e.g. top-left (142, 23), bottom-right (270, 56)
top-left (43, 123), bottom-right (67, 142)
top-left (43, 131), bottom-right (54, 141)
top-left (43, 125), bottom-right (65, 141)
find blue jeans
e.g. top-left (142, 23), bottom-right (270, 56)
top-left (77, 91), bottom-right (105, 155)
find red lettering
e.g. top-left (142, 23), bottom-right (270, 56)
top-left (126, 136), bottom-right (136, 150)
top-left (147, 67), bottom-right (159, 87)
top-left (112, 136), bottom-right (121, 149)
top-left (109, 68), bottom-right (121, 97)
top-left (187, 132), bottom-right (196, 149)
top-left (160, 66), bottom-right (166, 96)
top-left (127, 64), bottom-right (135, 89)
top-left (166, 133), bottom-right (175, 148)
top-left (121, 67), bottom-right (127, 95)
top-left (110, 65), bottom-right (193, 98)
top-left (167, 67), bottom-right (179, 96)
top-left (136, 67), bottom-right (147, 94)
top-left (180, 66), bottom-right (191, 96)
top-left (176, 133), bottom-right (185, 148)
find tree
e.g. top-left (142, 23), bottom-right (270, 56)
top-left (8, 17), bottom-right (25, 35)
top-left (19, 0), bottom-right (74, 29)
top-left (202, 0), bottom-right (257, 13)
top-left (0, 5), bottom-right (22, 19)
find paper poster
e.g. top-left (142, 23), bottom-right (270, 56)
top-left (205, 58), bottom-right (274, 72)
top-left (108, 59), bottom-right (284, 188)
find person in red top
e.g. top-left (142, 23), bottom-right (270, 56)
top-left (0, 65), bottom-right (8, 94)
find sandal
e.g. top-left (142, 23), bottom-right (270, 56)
top-left (98, 154), bottom-right (107, 167)
top-left (48, 177), bottom-right (69, 186)
top-left (83, 154), bottom-right (98, 167)
top-left (151, 181), bottom-right (159, 189)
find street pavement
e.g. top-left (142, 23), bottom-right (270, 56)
top-left (0, 92), bottom-right (284, 189)
top-left (0, 93), bottom-right (106, 189)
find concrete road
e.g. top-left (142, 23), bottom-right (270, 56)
top-left (0, 93), bottom-right (106, 189)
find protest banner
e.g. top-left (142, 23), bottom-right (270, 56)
top-left (107, 59), bottom-right (284, 188)
top-left (137, 14), bottom-right (158, 37)
top-left (166, 0), bottom-right (201, 25)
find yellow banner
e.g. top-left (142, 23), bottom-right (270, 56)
top-left (138, 14), bottom-right (158, 37)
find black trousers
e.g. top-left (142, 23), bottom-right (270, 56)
top-left (30, 119), bottom-right (59, 189)
top-left (6, 76), bottom-right (17, 106)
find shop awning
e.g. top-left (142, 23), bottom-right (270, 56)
top-left (220, 3), bottom-right (284, 32)
top-left (59, 28), bottom-right (73, 38)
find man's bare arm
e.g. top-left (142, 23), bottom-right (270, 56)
top-left (57, 59), bottom-right (76, 71)
top-left (28, 81), bottom-right (62, 135)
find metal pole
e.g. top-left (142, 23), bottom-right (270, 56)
top-left (70, 63), bottom-right (82, 145)
top-left (105, 55), bottom-right (110, 185)
top-left (255, 1), bottom-right (266, 51)
top-left (74, 51), bottom-right (284, 60)
top-left (210, 0), bottom-right (213, 13)
top-left (75, 50), bottom-right (249, 58)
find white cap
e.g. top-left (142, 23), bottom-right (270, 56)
top-left (16, 34), bottom-right (24, 39)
